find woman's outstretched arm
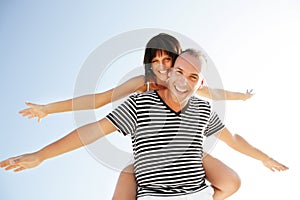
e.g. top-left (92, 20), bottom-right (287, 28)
top-left (216, 127), bottom-right (288, 171)
top-left (197, 86), bottom-right (254, 101)
top-left (19, 75), bottom-right (145, 122)
top-left (0, 118), bottom-right (116, 172)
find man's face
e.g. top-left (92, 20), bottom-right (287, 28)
top-left (168, 53), bottom-right (203, 104)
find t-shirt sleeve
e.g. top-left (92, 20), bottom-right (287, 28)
top-left (204, 111), bottom-right (225, 137)
top-left (106, 95), bottom-right (137, 136)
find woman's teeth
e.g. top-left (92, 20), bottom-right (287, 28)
top-left (159, 70), bottom-right (167, 74)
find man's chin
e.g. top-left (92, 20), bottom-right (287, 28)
top-left (169, 87), bottom-right (192, 103)
top-left (174, 94), bottom-right (190, 105)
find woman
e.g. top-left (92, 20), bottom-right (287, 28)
top-left (19, 34), bottom-right (253, 123)
top-left (19, 33), bottom-right (256, 200)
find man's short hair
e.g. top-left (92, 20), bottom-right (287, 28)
top-left (180, 48), bottom-right (208, 75)
top-left (181, 48), bottom-right (207, 64)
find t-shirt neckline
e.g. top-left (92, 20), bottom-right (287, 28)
top-left (154, 90), bottom-right (190, 116)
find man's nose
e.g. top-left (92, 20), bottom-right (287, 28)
top-left (177, 76), bottom-right (187, 86)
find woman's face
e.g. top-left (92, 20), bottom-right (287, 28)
top-left (151, 51), bottom-right (173, 82)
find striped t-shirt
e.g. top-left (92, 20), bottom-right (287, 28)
top-left (106, 90), bottom-right (224, 198)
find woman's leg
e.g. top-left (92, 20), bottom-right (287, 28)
top-left (203, 154), bottom-right (241, 200)
top-left (112, 164), bottom-right (137, 200)
top-left (112, 155), bottom-right (240, 200)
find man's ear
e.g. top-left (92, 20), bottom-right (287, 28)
top-left (199, 79), bottom-right (204, 89)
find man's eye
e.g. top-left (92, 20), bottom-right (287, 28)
top-left (190, 76), bottom-right (198, 81)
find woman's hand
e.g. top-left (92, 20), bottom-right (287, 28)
top-left (0, 153), bottom-right (42, 172)
top-left (242, 89), bottom-right (255, 101)
top-left (19, 102), bottom-right (48, 123)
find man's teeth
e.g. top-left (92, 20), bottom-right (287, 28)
top-left (175, 86), bottom-right (187, 93)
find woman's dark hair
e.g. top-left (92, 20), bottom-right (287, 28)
top-left (143, 33), bottom-right (182, 83)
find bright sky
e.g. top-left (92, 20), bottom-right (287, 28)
top-left (1, 1), bottom-right (299, 199)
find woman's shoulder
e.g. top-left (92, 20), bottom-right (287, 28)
top-left (132, 90), bottom-right (159, 102)
top-left (131, 75), bottom-right (145, 82)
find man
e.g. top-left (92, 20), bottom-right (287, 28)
top-left (0, 49), bottom-right (288, 200)
top-left (106, 48), bottom-right (223, 199)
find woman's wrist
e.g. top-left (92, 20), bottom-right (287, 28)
top-left (240, 93), bottom-right (249, 101)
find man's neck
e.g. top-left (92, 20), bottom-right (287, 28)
top-left (157, 89), bottom-right (188, 113)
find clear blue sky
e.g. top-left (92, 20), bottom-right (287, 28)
top-left (1, 1), bottom-right (299, 199)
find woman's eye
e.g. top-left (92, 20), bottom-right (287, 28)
top-left (162, 58), bottom-right (171, 64)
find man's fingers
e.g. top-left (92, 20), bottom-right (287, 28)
top-left (0, 160), bottom-right (9, 168)
top-left (12, 157), bottom-right (22, 164)
top-left (278, 164), bottom-right (289, 171)
top-left (266, 159), bottom-right (289, 172)
top-left (14, 167), bottom-right (26, 172)
top-left (0, 156), bottom-right (24, 170)
top-left (25, 102), bottom-right (34, 107)
top-left (5, 165), bottom-right (18, 171)
top-left (268, 166), bottom-right (275, 172)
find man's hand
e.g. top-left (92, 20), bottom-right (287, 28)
top-left (0, 153), bottom-right (42, 172)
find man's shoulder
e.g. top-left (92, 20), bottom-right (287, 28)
top-left (190, 95), bottom-right (211, 106)
top-left (188, 96), bottom-right (212, 113)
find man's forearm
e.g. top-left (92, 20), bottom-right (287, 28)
top-left (230, 134), bottom-right (270, 162)
top-left (37, 119), bottom-right (113, 162)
